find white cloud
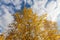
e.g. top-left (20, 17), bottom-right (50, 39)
top-left (0, 0), bottom-right (60, 34)
top-left (2, 0), bottom-right (11, 4)
top-left (31, 0), bottom-right (47, 16)
top-left (31, 0), bottom-right (60, 22)
top-left (0, 5), bottom-right (14, 34)
top-left (11, 0), bottom-right (22, 5)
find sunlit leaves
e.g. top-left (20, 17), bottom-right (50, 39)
top-left (5, 7), bottom-right (60, 40)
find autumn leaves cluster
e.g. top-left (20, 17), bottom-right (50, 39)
top-left (0, 7), bottom-right (60, 40)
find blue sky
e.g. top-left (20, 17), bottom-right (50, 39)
top-left (0, 0), bottom-right (60, 34)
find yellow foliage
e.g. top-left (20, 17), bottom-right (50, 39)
top-left (4, 7), bottom-right (60, 40)
top-left (0, 35), bottom-right (4, 40)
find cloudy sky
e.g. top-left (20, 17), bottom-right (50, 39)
top-left (0, 0), bottom-right (60, 34)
